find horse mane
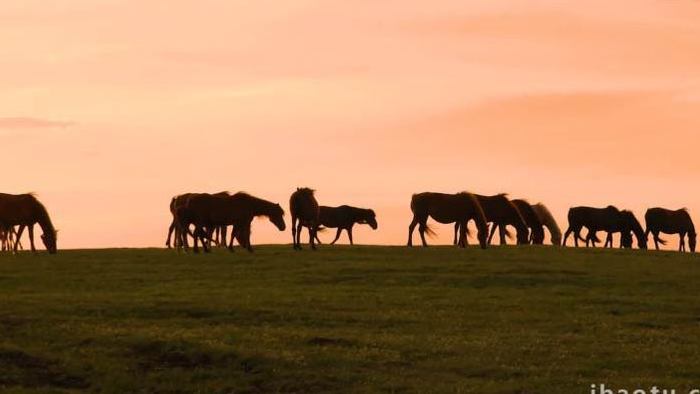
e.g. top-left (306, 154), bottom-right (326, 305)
top-left (25, 194), bottom-right (56, 234)
top-left (459, 191), bottom-right (489, 234)
top-left (295, 187), bottom-right (315, 197)
top-left (533, 203), bottom-right (562, 244)
top-left (233, 192), bottom-right (284, 215)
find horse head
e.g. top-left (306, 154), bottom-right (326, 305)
top-left (622, 210), bottom-right (647, 249)
top-left (689, 233), bottom-right (697, 253)
top-left (269, 203), bottom-right (286, 231)
top-left (41, 229), bottom-right (58, 254)
top-left (361, 209), bottom-right (378, 230)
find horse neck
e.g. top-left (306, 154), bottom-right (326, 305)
top-left (250, 197), bottom-right (275, 217)
top-left (510, 205), bottom-right (528, 231)
top-left (539, 208), bottom-right (562, 240)
top-left (468, 195), bottom-right (489, 232)
top-left (35, 205), bottom-right (55, 235)
top-left (628, 218), bottom-right (644, 239)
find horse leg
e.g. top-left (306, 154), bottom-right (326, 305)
top-left (166, 220), bottom-right (176, 248)
top-left (407, 217), bottom-right (419, 247)
top-left (13, 226), bottom-right (25, 253)
top-left (453, 222), bottom-right (460, 245)
top-left (563, 227), bottom-right (573, 247)
top-left (330, 228), bottom-right (342, 245)
top-left (487, 224), bottom-right (498, 245)
top-left (291, 217), bottom-right (298, 249)
top-left (347, 226), bottom-right (354, 246)
top-left (653, 231), bottom-right (661, 250)
top-left (457, 222), bottom-right (467, 248)
top-left (680, 232), bottom-right (686, 252)
top-left (295, 222), bottom-right (304, 250)
top-left (28, 225), bottom-right (36, 252)
top-left (418, 220), bottom-right (429, 247)
top-left (499, 225), bottom-right (507, 245)
top-left (309, 222), bottom-right (317, 250)
top-left (241, 224), bottom-right (253, 252)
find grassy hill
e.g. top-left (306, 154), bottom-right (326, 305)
top-left (0, 246), bottom-right (698, 393)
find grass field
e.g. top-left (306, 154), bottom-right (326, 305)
top-left (0, 245), bottom-right (699, 393)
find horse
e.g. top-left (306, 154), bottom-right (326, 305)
top-left (563, 206), bottom-right (647, 249)
top-left (182, 192), bottom-right (285, 253)
top-left (313, 205), bottom-right (377, 245)
top-left (290, 188), bottom-right (320, 250)
top-left (588, 210), bottom-right (646, 249)
top-left (166, 192), bottom-right (229, 250)
top-left (408, 192), bottom-right (488, 249)
top-left (531, 203), bottom-right (562, 246)
top-left (0, 193), bottom-right (57, 254)
top-left (645, 208), bottom-right (696, 252)
top-left (511, 199), bottom-right (545, 245)
top-left (469, 194), bottom-right (529, 245)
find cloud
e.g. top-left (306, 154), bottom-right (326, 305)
top-left (0, 117), bottom-right (74, 129)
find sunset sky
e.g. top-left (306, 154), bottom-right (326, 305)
top-left (2, 0), bottom-right (699, 249)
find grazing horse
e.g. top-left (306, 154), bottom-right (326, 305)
top-left (511, 199), bottom-right (545, 245)
top-left (0, 193), bottom-right (57, 254)
top-left (182, 192), bottom-right (285, 253)
top-left (563, 206), bottom-right (647, 249)
top-left (408, 192), bottom-right (488, 249)
top-left (470, 194), bottom-right (529, 245)
top-left (532, 203), bottom-right (562, 246)
top-left (645, 208), bottom-right (696, 252)
top-left (290, 188), bottom-right (320, 250)
top-left (313, 205), bottom-right (377, 245)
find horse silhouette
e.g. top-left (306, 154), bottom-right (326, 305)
top-left (564, 206), bottom-right (647, 249)
top-left (511, 199), bottom-right (545, 245)
top-left (532, 203), bottom-right (562, 245)
top-left (408, 192), bottom-right (488, 249)
top-left (313, 205), bottom-right (377, 245)
top-left (645, 208), bottom-right (696, 252)
top-left (166, 192), bottom-right (229, 250)
top-left (177, 192), bottom-right (284, 253)
top-left (470, 194), bottom-right (529, 246)
top-left (290, 188), bottom-right (320, 250)
top-left (0, 193), bottom-right (57, 253)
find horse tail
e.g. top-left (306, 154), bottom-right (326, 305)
top-left (424, 224), bottom-right (437, 238)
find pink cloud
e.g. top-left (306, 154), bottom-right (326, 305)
top-left (0, 117), bottom-right (74, 129)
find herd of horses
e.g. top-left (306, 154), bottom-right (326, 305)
top-left (0, 190), bottom-right (694, 254)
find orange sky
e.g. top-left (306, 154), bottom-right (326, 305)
top-left (1, 0), bottom-right (699, 249)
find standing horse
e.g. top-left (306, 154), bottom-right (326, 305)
top-left (183, 192), bottom-right (285, 253)
top-left (0, 193), bottom-right (57, 253)
top-left (224, 192), bottom-right (285, 252)
top-left (532, 203), bottom-right (562, 246)
top-left (166, 192), bottom-right (229, 250)
top-left (313, 205), bottom-right (377, 245)
top-left (564, 206), bottom-right (647, 249)
top-left (470, 194), bottom-right (529, 245)
top-left (511, 199), bottom-right (545, 245)
top-left (290, 188), bottom-right (320, 250)
top-left (645, 208), bottom-right (696, 252)
top-left (408, 192), bottom-right (488, 249)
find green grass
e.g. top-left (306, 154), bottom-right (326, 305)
top-left (0, 245), bottom-right (699, 393)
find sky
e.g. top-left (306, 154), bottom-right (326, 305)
top-left (1, 0), bottom-right (699, 249)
